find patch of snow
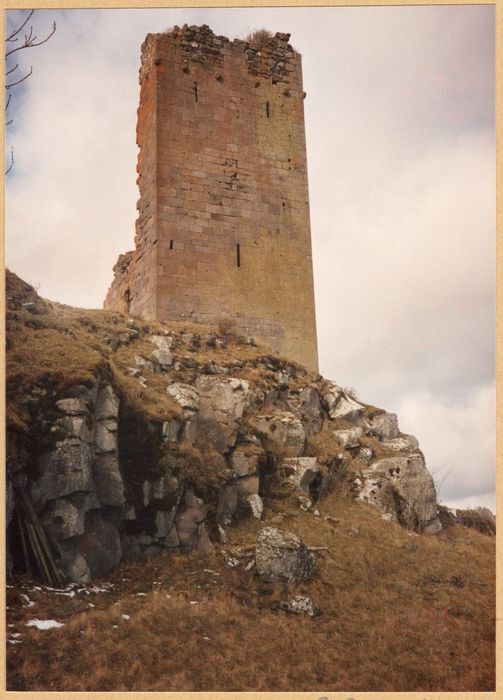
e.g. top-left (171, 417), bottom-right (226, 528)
top-left (112, 625), bottom-right (119, 629)
top-left (203, 569), bottom-right (219, 575)
top-left (136, 592), bottom-right (146, 597)
top-left (202, 636), bottom-right (210, 640)
top-left (9, 633), bottom-right (21, 638)
top-left (122, 614), bottom-right (130, 620)
top-left (189, 601), bottom-right (197, 605)
top-left (88, 603), bottom-right (95, 608)
top-left (26, 619), bottom-right (64, 630)
top-left (55, 590), bottom-right (76, 598)
top-left (8, 640), bottom-right (22, 645)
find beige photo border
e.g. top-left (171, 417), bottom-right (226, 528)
top-left (0, 0), bottom-right (500, 698)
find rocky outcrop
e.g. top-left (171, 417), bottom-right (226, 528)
top-left (353, 452), bottom-right (442, 534)
top-left (6, 279), bottom-right (444, 583)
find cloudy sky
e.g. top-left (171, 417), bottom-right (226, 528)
top-left (5, 6), bottom-right (495, 511)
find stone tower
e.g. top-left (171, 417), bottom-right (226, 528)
top-left (104, 25), bottom-right (319, 372)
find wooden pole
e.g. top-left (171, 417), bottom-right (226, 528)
top-left (16, 505), bottom-right (32, 578)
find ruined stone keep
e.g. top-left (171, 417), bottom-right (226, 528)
top-left (104, 25), bottom-right (319, 372)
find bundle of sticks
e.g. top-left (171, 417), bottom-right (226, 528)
top-left (14, 488), bottom-right (65, 587)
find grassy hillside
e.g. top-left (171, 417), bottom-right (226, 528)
top-left (5, 270), bottom-right (495, 692)
top-left (7, 492), bottom-right (495, 692)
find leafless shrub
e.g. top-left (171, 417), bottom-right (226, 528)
top-left (245, 28), bottom-right (273, 48)
top-left (344, 386), bottom-right (359, 401)
top-left (216, 316), bottom-right (236, 339)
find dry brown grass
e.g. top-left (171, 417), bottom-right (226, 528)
top-left (7, 492), bottom-right (495, 692)
top-left (245, 28), bottom-right (273, 48)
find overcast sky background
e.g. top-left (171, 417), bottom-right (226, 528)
top-left (5, 6), bottom-right (495, 511)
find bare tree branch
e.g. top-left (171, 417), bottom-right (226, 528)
top-left (5, 10), bottom-right (34, 43)
top-left (6, 20), bottom-right (56, 58)
top-left (6, 66), bottom-right (33, 90)
top-left (5, 11), bottom-right (56, 174)
top-left (5, 148), bottom-right (14, 176)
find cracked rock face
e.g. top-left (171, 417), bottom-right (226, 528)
top-left (355, 453), bottom-right (442, 533)
top-left (26, 382), bottom-right (125, 582)
top-left (255, 527), bottom-right (315, 582)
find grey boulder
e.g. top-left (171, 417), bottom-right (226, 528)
top-left (255, 527), bottom-right (315, 582)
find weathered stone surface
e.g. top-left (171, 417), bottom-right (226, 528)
top-left (282, 457), bottom-right (320, 493)
top-left (58, 548), bottom-right (91, 584)
top-left (358, 446), bottom-right (373, 464)
top-left (235, 475), bottom-right (260, 497)
top-left (93, 454), bottom-right (125, 507)
top-left (286, 387), bottom-right (323, 434)
top-left (196, 523), bottom-right (212, 552)
top-left (322, 383), bottom-right (364, 420)
top-left (194, 376), bottom-right (249, 451)
top-left (40, 497), bottom-right (86, 540)
top-left (151, 348), bottom-right (173, 367)
top-left (57, 415), bottom-right (93, 442)
top-left (251, 412), bottom-right (305, 457)
top-left (56, 398), bottom-right (88, 416)
top-left (162, 420), bottom-right (181, 443)
top-left (382, 435), bottom-right (419, 452)
top-left (333, 426), bottom-right (363, 448)
top-left (356, 454), bottom-right (441, 533)
top-left (95, 384), bottom-right (120, 421)
top-left (217, 484), bottom-right (238, 526)
top-left (154, 509), bottom-right (177, 538)
top-left (175, 490), bottom-right (208, 552)
top-left (455, 507), bottom-right (496, 535)
top-left (78, 510), bottom-right (122, 577)
top-left (230, 444), bottom-right (264, 476)
top-left (94, 423), bottom-right (117, 454)
top-left (31, 440), bottom-right (94, 511)
top-left (288, 595), bottom-right (320, 617)
top-left (367, 412), bottom-right (399, 441)
top-left (151, 474), bottom-right (178, 500)
top-left (246, 494), bottom-right (263, 519)
top-left (255, 527), bottom-right (315, 582)
top-left (135, 355), bottom-right (154, 372)
top-left (149, 334), bottom-right (173, 351)
top-left (160, 526), bottom-right (180, 548)
top-left (166, 382), bottom-right (200, 415)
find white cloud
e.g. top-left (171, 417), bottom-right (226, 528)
top-left (395, 384), bottom-right (495, 511)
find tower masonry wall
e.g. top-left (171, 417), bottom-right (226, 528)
top-left (104, 25), bottom-right (319, 372)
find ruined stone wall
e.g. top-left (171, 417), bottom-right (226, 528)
top-left (105, 25), bottom-right (319, 372)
